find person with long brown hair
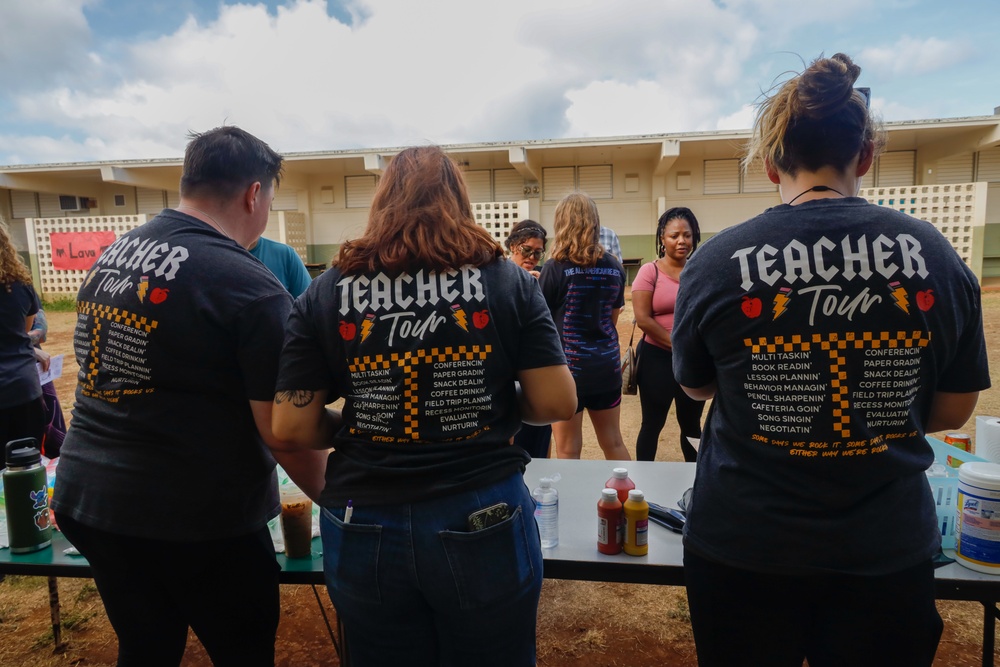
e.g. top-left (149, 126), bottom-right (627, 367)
top-left (672, 53), bottom-right (988, 666)
top-left (271, 146), bottom-right (576, 666)
top-left (0, 219), bottom-right (49, 450)
top-left (539, 192), bottom-right (631, 460)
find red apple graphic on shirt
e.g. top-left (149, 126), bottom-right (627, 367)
top-left (472, 309), bottom-right (490, 329)
top-left (339, 320), bottom-right (357, 341)
top-left (741, 295), bottom-right (762, 318)
top-left (916, 289), bottom-right (935, 311)
top-left (149, 288), bottom-right (169, 304)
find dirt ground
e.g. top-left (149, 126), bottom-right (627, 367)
top-left (2, 291), bottom-right (999, 666)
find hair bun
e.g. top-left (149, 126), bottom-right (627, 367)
top-left (795, 52), bottom-right (861, 119)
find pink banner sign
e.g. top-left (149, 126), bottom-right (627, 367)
top-left (50, 231), bottom-right (116, 271)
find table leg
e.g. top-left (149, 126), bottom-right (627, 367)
top-left (311, 584), bottom-right (348, 665)
top-left (982, 601), bottom-right (999, 667)
top-left (47, 576), bottom-right (63, 649)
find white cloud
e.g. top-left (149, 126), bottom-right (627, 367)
top-left (564, 79), bottom-right (724, 137)
top-left (0, 0), bottom-right (92, 89)
top-left (7, 0), bottom-right (771, 161)
top-left (1, 0), bottom-right (996, 165)
top-left (715, 104), bottom-right (755, 131)
top-left (858, 36), bottom-right (974, 78)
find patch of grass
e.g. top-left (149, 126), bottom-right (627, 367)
top-left (1, 575), bottom-right (47, 591)
top-left (665, 597), bottom-right (691, 623)
top-left (0, 597), bottom-right (24, 624)
top-left (30, 609), bottom-right (96, 650)
top-left (61, 608), bottom-right (96, 631)
top-left (74, 582), bottom-right (99, 603)
top-left (41, 296), bottom-right (77, 312)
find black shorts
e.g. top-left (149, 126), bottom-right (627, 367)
top-left (576, 387), bottom-right (622, 413)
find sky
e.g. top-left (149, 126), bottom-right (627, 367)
top-left (1, 0), bottom-right (998, 166)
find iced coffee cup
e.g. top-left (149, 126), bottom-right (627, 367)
top-left (279, 485), bottom-right (314, 559)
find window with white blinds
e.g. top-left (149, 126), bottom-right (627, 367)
top-left (346, 175), bottom-right (377, 209)
top-left (137, 188), bottom-right (166, 215)
top-left (464, 170), bottom-right (492, 202)
top-left (542, 165), bottom-right (613, 201)
top-left (935, 154), bottom-right (974, 184)
top-left (876, 151), bottom-right (915, 187)
top-left (270, 189), bottom-right (298, 211)
top-left (11, 190), bottom-right (37, 218)
top-left (38, 193), bottom-right (65, 217)
top-left (578, 165), bottom-right (612, 199)
top-left (543, 167), bottom-right (576, 201)
top-left (493, 169), bottom-right (523, 201)
top-left (977, 147), bottom-right (1000, 182)
top-left (742, 162), bottom-right (777, 193)
top-left (704, 159), bottom-right (740, 194)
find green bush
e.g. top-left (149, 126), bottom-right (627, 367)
top-left (41, 297), bottom-right (77, 312)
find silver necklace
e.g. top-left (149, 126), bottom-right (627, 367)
top-left (176, 205), bottom-right (234, 241)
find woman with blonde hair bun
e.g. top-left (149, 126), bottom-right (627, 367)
top-left (539, 192), bottom-right (630, 461)
top-left (0, 219), bottom-right (50, 448)
top-left (672, 53), bottom-right (989, 666)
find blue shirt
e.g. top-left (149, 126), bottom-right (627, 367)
top-left (249, 237), bottom-right (312, 297)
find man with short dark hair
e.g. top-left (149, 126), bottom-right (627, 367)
top-left (53, 126), bottom-right (291, 666)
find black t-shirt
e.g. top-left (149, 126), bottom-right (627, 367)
top-left (538, 252), bottom-right (626, 392)
top-left (0, 281), bottom-right (41, 408)
top-left (52, 210), bottom-right (293, 541)
top-left (672, 198), bottom-right (991, 575)
top-left (276, 257), bottom-right (566, 507)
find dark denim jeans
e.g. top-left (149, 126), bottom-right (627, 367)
top-left (320, 471), bottom-right (543, 666)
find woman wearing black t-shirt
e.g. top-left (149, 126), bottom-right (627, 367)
top-left (272, 147), bottom-right (576, 667)
top-left (0, 220), bottom-right (49, 449)
top-left (539, 193), bottom-right (631, 461)
top-left (672, 53), bottom-right (988, 667)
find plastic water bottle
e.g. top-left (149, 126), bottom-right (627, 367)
top-left (533, 476), bottom-right (559, 548)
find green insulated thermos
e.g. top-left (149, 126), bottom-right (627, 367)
top-left (4, 438), bottom-right (52, 553)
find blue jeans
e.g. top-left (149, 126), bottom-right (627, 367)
top-left (320, 472), bottom-right (543, 666)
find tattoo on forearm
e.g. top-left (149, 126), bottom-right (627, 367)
top-left (274, 390), bottom-right (316, 407)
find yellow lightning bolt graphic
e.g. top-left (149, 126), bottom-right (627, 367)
top-left (137, 276), bottom-right (149, 302)
top-left (890, 285), bottom-right (910, 314)
top-left (772, 291), bottom-right (791, 320)
top-left (360, 315), bottom-right (375, 342)
top-left (451, 306), bottom-right (469, 332)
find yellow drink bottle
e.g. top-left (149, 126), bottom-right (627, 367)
top-left (623, 489), bottom-right (649, 556)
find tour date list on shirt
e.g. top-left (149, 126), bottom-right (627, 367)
top-left (334, 266), bottom-right (499, 443)
top-left (730, 231), bottom-right (937, 459)
top-left (72, 233), bottom-right (187, 404)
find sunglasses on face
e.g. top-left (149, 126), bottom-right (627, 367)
top-left (517, 245), bottom-right (544, 261)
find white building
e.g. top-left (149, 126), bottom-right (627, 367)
top-left (3, 111), bottom-right (999, 298)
